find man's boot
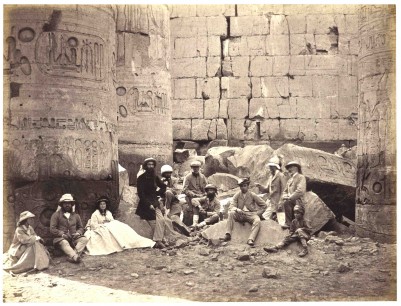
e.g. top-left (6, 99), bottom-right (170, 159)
top-left (220, 233), bottom-right (231, 241)
top-left (263, 242), bottom-right (285, 253)
top-left (298, 238), bottom-right (308, 257)
top-left (191, 215), bottom-right (199, 228)
top-left (195, 221), bottom-right (206, 230)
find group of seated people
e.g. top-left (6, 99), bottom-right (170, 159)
top-left (3, 155), bottom-right (311, 275)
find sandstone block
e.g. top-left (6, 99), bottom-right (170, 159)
top-left (204, 146), bottom-right (241, 177)
top-left (289, 55), bottom-right (306, 75)
top-left (173, 119), bottom-right (192, 139)
top-left (219, 99), bottom-right (229, 118)
top-left (174, 78), bottom-right (196, 99)
top-left (336, 96), bottom-right (357, 118)
top-left (206, 16), bottom-right (227, 36)
top-left (266, 35), bottom-right (290, 55)
top-left (251, 77), bottom-right (262, 98)
top-left (204, 98), bottom-right (220, 119)
top-left (237, 4), bottom-right (284, 16)
top-left (221, 77), bottom-right (251, 99)
top-left (289, 76), bottom-right (313, 97)
top-left (207, 56), bottom-right (221, 77)
top-left (230, 16), bottom-right (270, 36)
top-left (172, 99), bottom-right (204, 119)
top-left (260, 119), bottom-right (281, 140)
top-left (207, 173), bottom-right (240, 192)
top-left (191, 119), bottom-right (214, 141)
top-left (314, 34), bottom-right (333, 53)
top-left (295, 97), bottom-right (331, 119)
top-left (315, 119), bottom-right (339, 141)
top-left (216, 119), bottom-right (228, 139)
top-left (249, 98), bottom-right (266, 119)
top-left (305, 55), bottom-right (348, 76)
top-left (196, 4), bottom-right (235, 17)
top-left (169, 5), bottom-right (197, 18)
top-left (349, 38), bottom-right (359, 55)
top-left (250, 56), bottom-right (273, 77)
top-left (196, 78), bottom-right (220, 99)
top-left (337, 119), bottom-right (357, 140)
top-left (246, 36), bottom-right (267, 56)
top-left (174, 149), bottom-right (190, 163)
top-left (228, 98), bottom-right (249, 119)
top-left (279, 119), bottom-right (301, 139)
top-left (272, 56), bottom-right (290, 76)
top-left (208, 36), bottom-right (221, 56)
top-left (290, 34), bottom-right (315, 55)
top-left (304, 191), bottom-right (336, 234)
top-left (345, 14), bottom-right (358, 34)
top-left (228, 119), bottom-right (246, 140)
top-left (312, 75), bottom-right (338, 97)
top-left (171, 57), bottom-right (206, 78)
top-left (173, 37), bottom-right (201, 58)
top-left (224, 37), bottom-right (241, 57)
top-left (338, 35), bottom-right (351, 55)
top-left (270, 15), bottom-right (289, 35)
top-left (230, 56), bottom-right (250, 77)
top-left (306, 14), bottom-right (336, 34)
top-left (287, 15), bottom-right (306, 34)
top-left (338, 76), bottom-right (357, 97)
top-left (260, 77), bottom-right (289, 98)
top-left (170, 17), bottom-right (207, 38)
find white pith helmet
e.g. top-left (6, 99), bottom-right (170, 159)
top-left (161, 164), bottom-right (173, 174)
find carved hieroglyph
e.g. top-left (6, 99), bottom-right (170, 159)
top-left (115, 5), bottom-right (173, 185)
top-left (3, 5), bottom-right (118, 247)
top-left (356, 5), bottom-right (396, 243)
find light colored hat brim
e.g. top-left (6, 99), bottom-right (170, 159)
top-left (18, 212), bottom-right (35, 224)
top-left (267, 162), bottom-right (280, 169)
top-left (285, 161), bottom-right (301, 169)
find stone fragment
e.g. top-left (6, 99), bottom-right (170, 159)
top-left (130, 273), bottom-right (139, 278)
top-left (184, 270), bottom-right (195, 275)
top-left (230, 16), bottom-right (270, 36)
top-left (303, 192), bottom-right (336, 234)
top-left (204, 146), bottom-right (241, 177)
top-left (215, 273), bottom-right (221, 277)
top-left (342, 246), bottom-right (362, 254)
top-left (248, 285), bottom-right (259, 292)
top-left (238, 253), bottom-right (251, 261)
top-left (207, 173), bottom-right (241, 192)
top-left (337, 263), bottom-right (351, 273)
top-left (155, 265), bottom-right (167, 271)
top-left (174, 149), bottom-right (190, 163)
top-left (197, 247), bottom-right (211, 256)
top-left (175, 239), bottom-right (189, 248)
top-left (262, 268), bottom-right (279, 279)
top-left (172, 99), bottom-right (204, 119)
top-left (185, 281), bottom-right (195, 287)
top-left (171, 57), bottom-right (206, 78)
top-left (173, 120), bottom-right (192, 140)
top-left (211, 253), bottom-right (219, 261)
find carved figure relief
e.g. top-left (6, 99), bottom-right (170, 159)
top-left (125, 87), bottom-right (169, 115)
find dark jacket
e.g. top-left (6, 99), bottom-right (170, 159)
top-left (289, 218), bottom-right (311, 240)
top-left (50, 209), bottom-right (85, 244)
top-left (136, 172), bottom-right (166, 220)
top-left (229, 191), bottom-right (267, 217)
top-left (192, 196), bottom-right (221, 216)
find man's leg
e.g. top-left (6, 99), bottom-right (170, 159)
top-left (153, 208), bottom-right (166, 242)
top-left (222, 211), bottom-right (244, 241)
top-left (264, 235), bottom-right (297, 253)
top-left (74, 236), bottom-right (89, 255)
top-left (283, 199), bottom-right (296, 227)
top-left (191, 206), bottom-right (200, 227)
top-left (164, 190), bottom-right (175, 211)
top-left (244, 214), bottom-right (261, 244)
top-left (58, 240), bottom-right (79, 261)
top-left (196, 213), bottom-right (219, 229)
top-left (262, 201), bottom-right (273, 220)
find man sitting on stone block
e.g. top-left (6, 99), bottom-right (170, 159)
top-left (280, 161), bottom-right (307, 229)
top-left (182, 160), bottom-right (208, 227)
top-left (190, 184), bottom-right (221, 231)
top-left (221, 178), bottom-right (267, 246)
top-left (263, 204), bottom-right (311, 257)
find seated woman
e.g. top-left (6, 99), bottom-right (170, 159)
top-left (84, 197), bottom-right (155, 255)
top-left (3, 211), bottom-right (50, 274)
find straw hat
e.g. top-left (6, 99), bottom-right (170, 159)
top-left (17, 211), bottom-right (35, 225)
top-left (59, 193), bottom-right (75, 204)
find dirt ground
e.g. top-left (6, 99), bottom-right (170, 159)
top-left (2, 233), bottom-right (396, 302)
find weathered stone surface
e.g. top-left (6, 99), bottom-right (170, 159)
top-left (270, 15), bottom-right (289, 35)
top-left (287, 15), bottom-right (306, 34)
top-left (170, 17), bottom-right (207, 37)
top-left (192, 119), bottom-right (214, 141)
top-left (289, 76), bottom-right (313, 97)
top-left (171, 57), bottom-right (206, 78)
top-left (260, 77), bottom-right (289, 98)
top-left (230, 16), bottom-right (270, 36)
top-left (266, 35), bottom-right (290, 55)
top-left (196, 78), bottom-right (220, 99)
top-left (216, 119), bottom-right (228, 139)
top-left (227, 119), bottom-right (246, 140)
top-left (206, 16), bottom-right (228, 36)
top-left (221, 77), bottom-right (251, 99)
top-left (289, 34), bottom-right (315, 55)
top-left (204, 146), bottom-right (241, 177)
top-left (196, 4), bottom-right (235, 17)
top-left (207, 56), bottom-right (222, 77)
top-left (174, 78), bottom-right (196, 99)
top-left (304, 192), bottom-right (336, 234)
top-left (272, 56), bottom-right (290, 76)
top-left (262, 268), bottom-right (279, 279)
top-left (173, 37), bottom-right (204, 58)
top-left (169, 5), bottom-right (197, 18)
top-left (204, 99), bottom-right (219, 119)
top-left (227, 99), bottom-right (249, 119)
top-left (173, 120), bottom-right (191, 140)
top-left (172, 100), bottom-right (204, 119)
top-left (207, 173), bottom-right (241, 192)
top-left (237, 4), bottom-right (284, 16)
top-left (223, 57), bottom-right (250, 77)
top-left (250, 56), bottom-right (273, 77)
top-left (119, 165), bottom-right (130, 197)
top-left (312, 75), bottom-right (338, 97)
top-left (174, 149), bottom-right (191, 163)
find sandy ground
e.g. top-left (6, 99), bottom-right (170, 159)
top-left (2, 234), bottom-right (396, 302)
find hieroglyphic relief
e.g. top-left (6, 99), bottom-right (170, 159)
top-left (125, 87), bottom-right (169, 115)
top-left (35, 30), bottom-right (105, 81)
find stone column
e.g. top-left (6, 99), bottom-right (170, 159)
top-left (3, 5), bottom-right (118, 248)
top-left (356, 5), bottom-right (396, 243)
top-left (115, 5), bottom-right (173, 185)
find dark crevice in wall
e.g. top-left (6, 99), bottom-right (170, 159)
top-left (43, 10), bottom-right (62, 32)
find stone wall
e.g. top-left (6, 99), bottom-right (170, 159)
top-left (169, 4), bottom-right (359, 149)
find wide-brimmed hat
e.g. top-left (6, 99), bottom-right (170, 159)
top-left (294, 205), bottom-right (305, 215)
top-left (143, 157), bottom-right (157, 167)
top-left (190, 160), bottom-right (202, 167)
top-left (237, 177), bottom-right (250, 186)
top-left (205, 184), bottom-right (218, 192)
top-left (17, 211), bottom-right (35, 225)
top-left (285, 161), bottom-right (302, 172)
top-left (267, 156), bottom-right (281, 170)
top-left (59, 193), bottom-right (76, 204)
top-left (96, 196), bottom-right (110, 205)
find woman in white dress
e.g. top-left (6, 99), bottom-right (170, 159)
top-left (3, 211), bottom-right (50, 274)
top-left (84, 197), bottom-right (155, 255)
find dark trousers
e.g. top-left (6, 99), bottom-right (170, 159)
top-left (283, 199), bottom-right (297, 226)
top-left (193, 207), bottom-right (220, 225)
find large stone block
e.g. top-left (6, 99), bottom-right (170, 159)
top-left (237, 4), bottom-right (284, 16)
top-left (260, 119), bottom-right (281, 140)
top-left (228, 119), bottom-right (246, 140)
top-left (295, 97), bottom-right (331, 119)
top-left (221, 77), bottom-right (251, 99)
top-left (169, 5), bottom-right (197, 18)
top-left (314, 34), bottom-right (332, 53)
top-left (249, 97), bottom-right (296, 119)
top-left (228, 98), bottom-right (249, 119)
top-left (230, 16), bottom-right (270, 36)
top-left (250, 56), bottom-right (273, 77)
top-left (289, 76), bottom-right (313, 97)
top-left (207, 173), bottom-right (240, 192)
top-left (204, 146), bottom-right (241, 177)
top-left (246, 36), bottom-right (268, 56)
top-left (315, 119), bottom-right (339, 141)
top-left (173, 119), bottom-right (191, 139)
top-left (266, 35), bottom-right (290, 55)
top-left (219, 99), bottom-right (229, 118)
top-left (304, 191), bottom-right (336, 234)
top-left (287, 15), bottom-right (306, 34)
top-left (170, 17), bottom-right (207, 37)
top-left (279, 119), bottom-right (304, 139)
top-left (196, 77), bottom-right (220, 99)
top-left (337, 119), bottom-right (357, 140)
top-left (312, 75), bottom-right (338, 97)
top-left (306, 14), bottom-right (336, 34)
top-left (305, 55), bottom-right (348, 76)
top-left (216, 119), bottom-right (228, 139)
top-left (270, 15), bottom-right (289, 35)
top-left (251, 77), bottom-right (262, 98)
top-left (290, 34), bottom-right (315, 55)
top-left (222, 56), bottom-right (249, 77)
top-left (289, 55), bottom-right (306, 75)
top-left (192, 119), bottom-right (214, 141)
top-left (172, 99), bottom-right (204, 119)
top-left (171, 57), bottom-right (206, 78)
top-left (208, 36), bottom-right (222, 56)
top-left (206, 16), bottom-right (228, 36)
top-left (272, 56), bottom-right (290, 76)
top-left (204, 98), bottom-right (220, 119)
top-left (338, 76), bottom-right (358, 97)
top-left (196, 4), bottom-right (235, 17)
top-left (336, 96), bottom-right (358, 118)
top-left (260, 77), bottom-right (289, 98)
top-left (207, 56), bottom-right (222, 77)
top-left (345, 14), bottom-right (358, 34)
top-left (173, 37), bottom-right (201, 58)
top-left (173, 78), bottom-right (196, 99)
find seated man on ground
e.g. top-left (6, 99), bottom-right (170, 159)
top-left (50, 194), bottom-right (88, 263)
top-left (3, 211), bottom-right (50, 274)
top-left (263, 204), bottom-right (311, 257)
top-left (160, 164), bottom-right (190, 236)
top-left (182, 160), bottom-right (208, 226)
top-left (221, 178), bottom-right (267, 246)
top-left (191, 184), bottom-right (221, 231)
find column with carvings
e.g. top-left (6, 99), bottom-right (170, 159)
top-left (356, 5), bottom-right (396, 243)
top-left (115, 5), bottom-right (173, 185)
top-left (3, 5), bottom-right (118, 248)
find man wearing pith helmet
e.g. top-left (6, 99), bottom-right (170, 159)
top-left (182, 160), bottom-right (208, 227)
top-left (280, 161), bottom-right (307, 229)
top-left (191, 184), bottom-right (221, 230)
top-left (50, 193), bottom-right (88, 264)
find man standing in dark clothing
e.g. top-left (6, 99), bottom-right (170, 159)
top-left (135, 158), bottom-right (167, 249)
